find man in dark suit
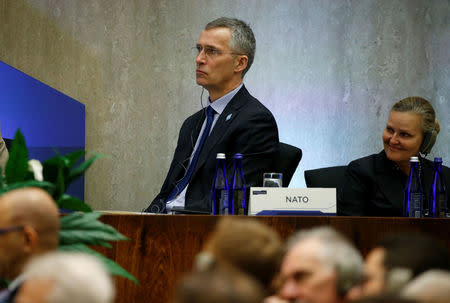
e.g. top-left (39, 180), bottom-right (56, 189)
top-left (146, 17), bottom-right (279, 213)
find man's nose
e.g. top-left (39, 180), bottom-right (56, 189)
top-left (279, 280), bottom-right (302, 301)
top-left (196, 50), bottom-right (206, 64)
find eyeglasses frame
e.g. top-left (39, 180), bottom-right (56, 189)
top-left (0, 225), bottom-right (25, 235)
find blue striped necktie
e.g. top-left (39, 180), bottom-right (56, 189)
top-left (166, 106), bottom-right (215, 201)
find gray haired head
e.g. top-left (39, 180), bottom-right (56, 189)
top-left (287, 226), bottom-right (364, 296)
top-left (20, 252), bottom-right (115, 303)
top-left (401, 270), bottom-right (450, 303)
top-left (205, 17), bottom-right (256, 77)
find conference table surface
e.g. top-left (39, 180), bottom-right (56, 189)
top-left (96, 213), bottom-right (450, 303)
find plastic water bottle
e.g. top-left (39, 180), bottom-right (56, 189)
top-left (211, 153), bottom-right (229, 215)
top-left (428, 157), bottom-right (447, 218)
top-left (231, 153), bottom-right (247, 215)
top-left (403, 156), bottom-right (423, 218)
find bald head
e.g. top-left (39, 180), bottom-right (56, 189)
top-left (0, 188), bottom-right (60, 243)
top-left (0, 188), bottom-right (59, 279)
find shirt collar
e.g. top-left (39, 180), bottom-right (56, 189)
top-left (8, 274), bottom-right (25, 291)
top-left (208, 83), bottom-right (243, 115)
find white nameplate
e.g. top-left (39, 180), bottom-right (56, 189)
top-left (249, 187), bottom-right (336, 216)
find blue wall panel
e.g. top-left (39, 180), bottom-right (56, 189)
top-left (0, 61), bottom-right (85, 199)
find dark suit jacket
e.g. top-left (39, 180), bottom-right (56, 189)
top-left (148, 86), bottom-right (279, 213)
top-left (0, 282), bottom-right (20, 303)
top-left (338, 151), bottom-right (450, 217)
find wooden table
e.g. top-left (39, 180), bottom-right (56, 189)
top-left (97, 214), bottom-right (450, 303)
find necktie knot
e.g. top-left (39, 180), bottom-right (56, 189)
top-left (206, 106), bottom-right (214, 121)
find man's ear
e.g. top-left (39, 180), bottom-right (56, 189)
top-left (234, 55), bottom-right (248, 73)
top-left (23, 225), bottom-right (39, 253)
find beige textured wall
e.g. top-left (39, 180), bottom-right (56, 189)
top-left (1, 0), bottom-right (448, 211)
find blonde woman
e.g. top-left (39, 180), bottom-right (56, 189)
top-left (339, 97), bottom-right (449, 216)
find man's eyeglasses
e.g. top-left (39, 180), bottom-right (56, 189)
top-left (193, 45), bottom-right (241, 58)
top-left (0, 225), bottom-right (24, 235)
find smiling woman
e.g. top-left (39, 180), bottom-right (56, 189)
top-left (382, 111), bottom-right (424, 174)
top-left (338, 97), bottom-right (450, 217)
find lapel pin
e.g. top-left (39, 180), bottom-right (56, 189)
top-left (226, 114), bottom-right (232, 121)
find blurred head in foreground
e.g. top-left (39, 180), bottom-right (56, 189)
top-left (401, 269), bottom-right (450, 303)
top-left (277, 226), bottom-right (364, 303)
top-left (196, 217), bottom-right (284, 293)
top-left (0, 188), bottom-right (59, 281)
top-left (175, 266), bottom-right (264, 303)
top-left (362, 232), bottom-right (450, 297)
top-left (352, 295), bottom-right (418, 303)
top-left (14, 252), bottom-right (115, 303)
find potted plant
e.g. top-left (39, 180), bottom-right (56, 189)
top-left (1, 129), bottom-right (137, 283)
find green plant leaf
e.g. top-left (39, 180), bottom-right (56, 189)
top-left (54, 163), bottom-right (67, 200)
top-left (67, 153), bottom-right (105, 186)
top-left (43, 157), bottom-right (64, 185)
top-left (65, 150), bottom-right (86, 169)
top-left (57, 194), bottom-right (92, 212)
top-left (59, 212), bottom-right (128, 247)
top-left (42, 156), bottom-right (71, 201)
top-left (60, 211), bottom-right (102, 227)
top-left (58, 243), bottom-right (139, 284)
top-left (5, 129), bottom-right (29, 184)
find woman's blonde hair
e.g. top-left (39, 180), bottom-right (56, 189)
top-left (392, 97), bottom-right (440, 155)
top-left (392, 96), bottom-right (440, 134)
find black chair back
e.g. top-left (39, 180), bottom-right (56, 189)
top-left (304, 166), bottom-right (347, 195)
top-left (272, 142), bottom-right (302, 187)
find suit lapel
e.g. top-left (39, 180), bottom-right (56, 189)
top-left (171, 111), bottom-right (204, 181)
top-left (374, 151), bottom-right (405, 213)
top-left (193, 86), bottom-right (248, 175)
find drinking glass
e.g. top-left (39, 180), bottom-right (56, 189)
top-left (263, 173), bottom-right (283, 187)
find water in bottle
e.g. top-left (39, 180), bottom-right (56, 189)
top-left (403, 156), bottom-right (423, 218)
top-left (211, 153), bottom-right (229, 215)
top-left (231, 153), bottom-right (247, 215)
top-left (428, 157), bottom-right (447, 218)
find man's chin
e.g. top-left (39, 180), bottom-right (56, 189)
top-left (196, 79), bottom-right (206, 86)
top-left (196, 80), bottom-right (210, 91)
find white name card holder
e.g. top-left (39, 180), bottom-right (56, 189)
top-left (249, 187), bottom-right (336, 216)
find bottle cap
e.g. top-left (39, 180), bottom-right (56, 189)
top-left (434, 157), bottom-right (442, 162)
top-left (216, 153), bottom-right (226, 159)
top-left (234, 153), bottom-right (243, 159)
top-left (410, 156), bottom-right (419, 162)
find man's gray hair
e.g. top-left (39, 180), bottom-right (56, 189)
top-left (287, 226), bottom-right (364, 295)
top-left (22, 252), bottom-right (115, 303)
top-left (205, 17), bottom-right (256, 77)
top-left (401, 270), bottom-right (450, 303)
